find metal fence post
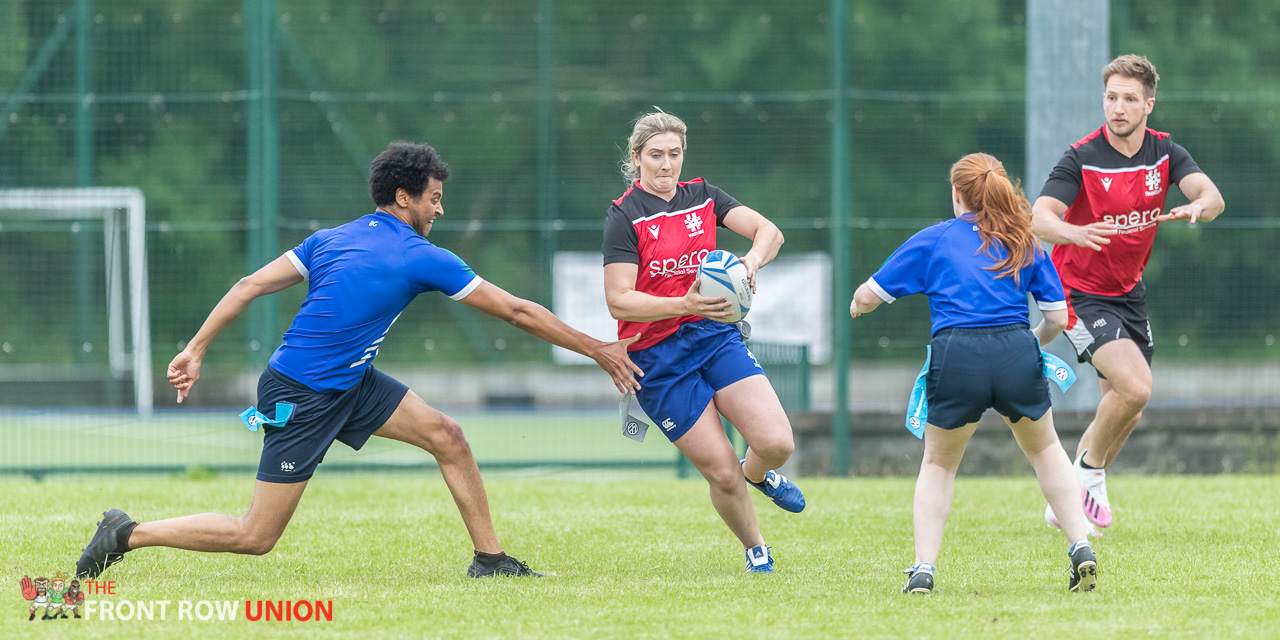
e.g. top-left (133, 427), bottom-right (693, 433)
top-left (830, 0), bottom-right (852, 477)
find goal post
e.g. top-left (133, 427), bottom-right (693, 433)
top-left (0, 188), bottom-right (153, 417)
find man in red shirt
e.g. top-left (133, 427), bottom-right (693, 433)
top-left (1032, 55), bottom-right (1224, 530)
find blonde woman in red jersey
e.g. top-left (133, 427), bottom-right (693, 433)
top-left (602, 111), bottom-right (803, 573)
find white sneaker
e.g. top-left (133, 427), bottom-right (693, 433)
top-left (1074, 454), bottom-right (1113, 528)
top-left (1045, 503), bottom-right (1098, 537)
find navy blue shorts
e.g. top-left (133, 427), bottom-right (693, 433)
top-left (628, 319), bottom-right (764, 442)
top-left (255, 365), bottom-right (409, 483)
top-left (925, 323), bottom-right (1051, 429)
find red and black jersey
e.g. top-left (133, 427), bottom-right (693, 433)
top-left (1040, 126), bottom-right (1202, 296)
top-left (602, 178), bottom-right (742, 351)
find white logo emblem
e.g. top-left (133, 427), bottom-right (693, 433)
top-left (280, 461), bottom-right (296, 472)
top-left (1091, 318), bottom-right (1107, 329)
top-left (684, 212), bottom-right (704, 237)
top-left (1144, 167), bottom-right (1162, 196)
top-left (661, 418), bottom-right (675, 431)
top-left (1100, 177), bottom-right (1113, 191)
top-left (648, 224), bottom-right (660, 239)
top-left (369, 220), bottom-right (379, 227)
top-left (909, 417), bottom-right (921, 429)
top-left (247, 415), bottom-right (260, 427)
top-left (625, 421), bottom-right (639, 435)
top-left (1055, 367), bottom-right (1070, 381)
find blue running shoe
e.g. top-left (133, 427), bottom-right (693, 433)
top-left (742, 460), bottom-right (806, 513)
top-left (745, 545), bottom-right (774, 573)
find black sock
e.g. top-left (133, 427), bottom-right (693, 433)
top-left (1077, 450), bottom-right (1101, 470)
top-left (474, 550), bottom-right (507, 564)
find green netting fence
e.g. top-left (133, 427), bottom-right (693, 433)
top-left (2, 0), bottom-right (1278, 477)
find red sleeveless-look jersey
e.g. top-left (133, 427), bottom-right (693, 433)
top-left (1039, 126), bottom-right (1202, 296)
top-left (602, 178), bottom-right (742, 351)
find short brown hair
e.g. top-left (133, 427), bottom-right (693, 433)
top-left (1103, 54), bottom-right (1159, 98)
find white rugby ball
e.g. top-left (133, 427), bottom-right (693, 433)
top-left (697, 250), bottom-right (752, 323)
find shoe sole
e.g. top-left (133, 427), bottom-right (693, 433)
top-left (1071, 560), bottom-right (1098, 592)
top-left (906, 586), bottom-right (932, 594)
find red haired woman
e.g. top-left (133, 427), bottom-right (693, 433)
top-left (851, 153), bottom-right (1098, 594)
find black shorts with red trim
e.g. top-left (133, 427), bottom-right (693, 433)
top-left (1063, 281), bottom-right (1153, 379)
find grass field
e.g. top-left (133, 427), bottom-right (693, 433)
top-left (2, 473), bottom-right (1277, 639)
top-left (0, 409), bottom-right (676, 472)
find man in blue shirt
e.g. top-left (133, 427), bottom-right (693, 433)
top-left (75, 141), bottom-right (643, 580)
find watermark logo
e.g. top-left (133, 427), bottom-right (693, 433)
top-left (18, 576), bottom-right (334, 623)
top-left (19, 572), bottom-right (83, 621)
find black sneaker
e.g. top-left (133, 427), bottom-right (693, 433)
top-left (75, 509), bottom-right (138, 579)
top-left (1068, 542), bottom-right (1098, 592)
top-left (902, 563), bottom-right (935, 594)
top-left (467, 552), bottom-right (543, 578)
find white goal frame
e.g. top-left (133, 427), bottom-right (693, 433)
top-left (0, 188), bottom-right (153, 417)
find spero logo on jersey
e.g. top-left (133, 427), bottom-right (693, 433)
top-left (1103, 207), bottom-right (1161, 234)
top-left (648, 249), bottom-right (709, 278)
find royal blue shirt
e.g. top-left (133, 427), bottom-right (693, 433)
top-left (269, 210), bottom-right (482, 392)
top-left (868, 214), bottom-right (1065, 335)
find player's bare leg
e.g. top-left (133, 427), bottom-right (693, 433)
top-left (373, 390), bottom-right (501, 554)
top-left (912, 422), bottom-right (977, 567)
top-left (1006, 412), bottom-right (1090, 544)
top-left (713, 376), bottom-right (793, 483)
top-left (1077, 339), bottom-right (1152, 468)
top-left (78, 479), bottom-right (307, 578)
top-left (674, 401), bottom-right (766, 549)
top-left (1089, 377), bottom-right (1144, 467)
top-left (714, 375), bottom-right (806, 513)
top-left (129, 480), bottom-right (308, 554)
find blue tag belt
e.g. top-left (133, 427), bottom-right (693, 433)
top-left (238, 403), bottom-right (294, 432)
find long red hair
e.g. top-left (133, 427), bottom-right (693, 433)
top-left (949, 153), bottom-right (1040, 284)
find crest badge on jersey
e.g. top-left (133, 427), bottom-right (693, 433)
top-left (684, 211), bottom-right (703, 237)
top-left (1144, 167), bottom-right (1162, 196)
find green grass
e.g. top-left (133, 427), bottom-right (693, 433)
top-left (2, 474), bottom-right (1277, 638)
top-left (0, 410), bottom-right (675, 471)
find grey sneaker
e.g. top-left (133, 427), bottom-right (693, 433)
top-left (467, 552), bottom-right (544, 578)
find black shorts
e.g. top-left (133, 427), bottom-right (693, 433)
top-left (255, 365), bottom-right (409, 483)
top-left (926, 323), bottom-right (1051, 429)
top-left (1063, 281), bottom-right (1154, 379)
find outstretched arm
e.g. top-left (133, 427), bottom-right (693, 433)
top-left (168, 254), bottom-right (304, 402)
top-left (723, 206), bottom-right (784, 292)
top-left (1157, 172), bottom-right (1225, 224)
top-left (1031, 196), bottom-right (1118, 251)
top-left (460, 282), bottom-right (643, 393)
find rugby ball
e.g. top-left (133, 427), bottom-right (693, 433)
top-left (697, 250), bottom-right (752, 323)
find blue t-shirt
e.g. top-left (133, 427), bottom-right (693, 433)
top-left (269, 211), bottom-right (483, 392)
top-left (868, 215), bottom-right (1065, 335)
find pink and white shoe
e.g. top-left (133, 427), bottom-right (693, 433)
top-left (1075, 460), bottom-right (1113, 528)
top-left (1044, 503), bottom-right (1099, 538)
